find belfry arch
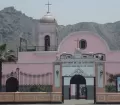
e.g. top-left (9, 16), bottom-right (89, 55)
top-left (44, 35), bottom-right (50, 51)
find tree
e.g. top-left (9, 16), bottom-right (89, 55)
top-left (105, 72), bottom-right (119, 92)
top-left (0, 44), bottom-right (17, 91)
top-left (106, 72), bottom-right (119, 84)
top-left (107, 74), bottom-right (116, 83)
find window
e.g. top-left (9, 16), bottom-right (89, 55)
top-left (44, 35), bottom-right (50, 51)
top-left (79, 39), bottom-right (87, 49)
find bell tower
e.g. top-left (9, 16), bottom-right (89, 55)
top-left (37, 1), bottom-right (58, 51)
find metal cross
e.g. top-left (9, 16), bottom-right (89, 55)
top-left (45, 1), bottom-right (52, 13)
top-left (74, 38), bottom-right (80, 48)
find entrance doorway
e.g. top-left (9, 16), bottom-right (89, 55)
top-left (70, 75), bottom-right (87, 99)
top-left (6, 77), bottom-right (19, 92)
top-left (62, 76), bottom-right (95, 102)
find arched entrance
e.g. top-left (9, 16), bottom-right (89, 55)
top-left (44, 35), bottom-right (50, 51)
top-left (6, 77), bottom-right (19, 92)
top-left (70, 75), bottom-right (87, 99)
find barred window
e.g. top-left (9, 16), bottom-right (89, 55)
top-left (79, 39), bottom-right (87, 49)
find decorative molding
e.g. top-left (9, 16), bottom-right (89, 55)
top-left (107, 95), bottom-right (120, 101)
top-left (64, 68), bottom-right (89, 77)
top-left (60, 53), bottom-right (73, 59)
top-left (93, 53), bottom-right (106, 61)
top-left (59, 52), bottom-right (105, 61)
top-left (6, 72), bottom-right (17, 79)
top-left (54, 64), bottom-right (60, 88)
top-left (97, 95), bottom-right (106, 101)
top-left (97, 63), bottom-right (104, 87)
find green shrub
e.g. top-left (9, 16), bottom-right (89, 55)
top-left (105, 84), bottom-right (116, 92)
top-left (30, 85), bottom-right (41, 92)
top-left (29, 85), bottom-right (51, 92)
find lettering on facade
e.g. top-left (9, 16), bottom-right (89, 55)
top-left (61, 60), bottom-right (94, 67)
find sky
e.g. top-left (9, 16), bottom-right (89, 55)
top-left (0, 0), bottom-right (120, 25)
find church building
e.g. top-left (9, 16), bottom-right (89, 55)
top-left (2, 2), bottom-right (120, 102)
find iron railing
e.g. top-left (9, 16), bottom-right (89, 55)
top-left (2, 69), bottom-right (53, 92)
top-left (19, 46), bottom-right (58, 52)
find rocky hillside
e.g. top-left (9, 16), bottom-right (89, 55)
top-left (58, 22), bottom-right (120, 50)
top-left (0, 6), bottom-right (120, 51)
top-left (0, 7), bottom-right (35, 51)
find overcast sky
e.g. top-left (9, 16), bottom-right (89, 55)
top-left (0, 0), bottom-right (120, 25)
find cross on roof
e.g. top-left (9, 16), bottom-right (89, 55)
top-left (45, 1), bottom-right (52, 13)
top-left (74, 38), bottom-right (80, 48)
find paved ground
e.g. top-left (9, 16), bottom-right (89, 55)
top-left (3, 100), bottom-right (116, 105)
top-left (61, 100), bottom-right (117, 105)
top-left (62, 100), bottom-right (94, 105)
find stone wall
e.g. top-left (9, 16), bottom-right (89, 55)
top-left (96, 93), bottom-right (120, 103)
top-left (0, 92), bottom-right (62, 103)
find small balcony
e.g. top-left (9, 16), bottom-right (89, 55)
top-left (19, 46), bottom-right (58, 52)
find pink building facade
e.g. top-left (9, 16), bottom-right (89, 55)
top-left (2, 10), bottom-right (120, 100)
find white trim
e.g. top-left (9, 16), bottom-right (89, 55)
top-left (95, 61), bottom-right (120, 63)
top-left (33, 51), bottom-right (58, 55)
top-left (19, 51), bottom-right (58, 54)
top-left (3, 62), bottom-right (54, 64)
top-left (3, 61), bottom-right (120, 64)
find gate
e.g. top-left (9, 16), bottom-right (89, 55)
top-left (62, 76), bottom-right (96, 101)
top-left (1, 68), bottom-right (53, 92)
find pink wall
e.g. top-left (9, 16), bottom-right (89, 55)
top-left (106, 52), bottom-right (120, 62)
top-left (105, 62), bottom-right (120, 85)
top-left (2, 63), bottom-right (53, 74)
top-left (58, 31), bottom-right (108, 54)
top-left (18, 51), bottom-right (57, 63)
top-left (18, 31), bottom-right (120, 63)
top-left (58, 31), bottom-right (120, 62)
top-left (2, 63), bottom-right (54, 85)
top-left (37, 22), bottom-right (57, 47)
top-left (105, 62), bottom-right (120, 75)
top-left (3, 31), bottom-right (120, 84)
